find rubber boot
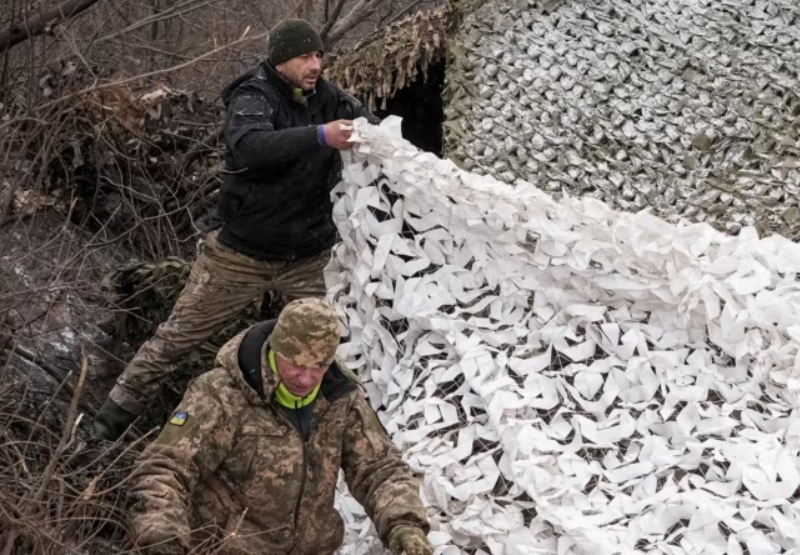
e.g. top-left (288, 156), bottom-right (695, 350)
top-left (91, 398), bottom-right (138, 441)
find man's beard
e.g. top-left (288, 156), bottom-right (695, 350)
top-left (276, 66), bottom-right (319, 91)
top-left (298, 72), bottom-right (319, 90)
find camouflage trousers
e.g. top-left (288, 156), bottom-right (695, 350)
top-left (109, 230), bottom-right (329, 415)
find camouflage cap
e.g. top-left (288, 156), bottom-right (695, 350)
top-left (270, 298), bottom-right (341, 367)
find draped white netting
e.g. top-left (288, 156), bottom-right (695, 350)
top-left (331, 117), bottom-right (800, 555)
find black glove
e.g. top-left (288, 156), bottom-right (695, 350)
top-left (91, 398), bottom-right (138, 441)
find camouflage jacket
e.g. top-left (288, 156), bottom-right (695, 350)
top-left (127, 322), bottom-right (428, 554)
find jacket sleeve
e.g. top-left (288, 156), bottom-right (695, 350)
top-left (224, 81), bottom-right (322, 172)
top-left (127, 375), bottom-right (235, 550)
top-left (340, 393), bottom-right (429, 544)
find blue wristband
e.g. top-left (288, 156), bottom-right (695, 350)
top-left (319, 125), bottom-right (327, 146)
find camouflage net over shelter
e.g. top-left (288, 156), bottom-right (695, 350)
top-left (331, 0), bottom-right (800, 240)
top-left (445, 0), bottom-right (800, 239)
top-left (325, 5), bottom-right (449, 111)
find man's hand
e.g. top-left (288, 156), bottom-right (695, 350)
top-left (322, 119), bottom-right (354, 150)
top-left (389, 526), bottom-right (433, 555)
top-left (145, 539), bottom-right (185, 555)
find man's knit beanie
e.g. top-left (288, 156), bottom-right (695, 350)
top-left (267, 19), bottom-right (324, 66)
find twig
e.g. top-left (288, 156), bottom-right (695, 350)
top-left (182, 124), bottom-right (223, 171)
top-left (35, 0), bottom-right (306, 114)
top-left (32, 350), bottom-right (88, 501)
top-left (114, 39), bottom-right (196, 61)
top-left (89, 0), bottom-right (221, 47)
top-left (56, 26), bottom-right (97, 80)
top-left (77, 427), bottom-right (157, 499)
top-left (0, 352), bottom-right (83, 554)
top-left (25, 371), bottom-right (74, 449)
top-left (34, 27), bottom-right (270, 113)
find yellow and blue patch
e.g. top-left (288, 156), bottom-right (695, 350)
top-left (169, 411), bottom-right (189, 426)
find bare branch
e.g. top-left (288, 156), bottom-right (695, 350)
top-left (89, 0), bottom-right (220, 48)
top-left (32, 26), bottom-right (272, 113)
top-left (0, 0), bottom-right (104, 54)
top-left (324, 0), bottom-right (387, 48)
top-left (320, 0), bottom-right (348, 44)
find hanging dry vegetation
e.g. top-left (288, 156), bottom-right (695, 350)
top-left (326, 4), bottom-right (449, 110)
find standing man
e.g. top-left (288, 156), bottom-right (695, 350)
top-left (127, 298), bottom-right (433, 555)
top-left (92, 19), bottom-right (379, 441)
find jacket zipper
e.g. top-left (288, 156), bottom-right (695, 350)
top-left (293, 401), bottom-right (307, 528)
top-left (271, 400), bottom-right (334, 552)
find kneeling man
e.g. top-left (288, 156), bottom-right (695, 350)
top-left (127, 298), bottom-right (432, 555)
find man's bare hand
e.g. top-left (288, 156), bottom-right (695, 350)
top-left (322, 119), bottom-right (354, 150)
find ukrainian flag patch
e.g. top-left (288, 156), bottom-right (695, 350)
top-left (169, 411), bottom-right (188, 426)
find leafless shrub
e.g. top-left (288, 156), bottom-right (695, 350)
top-left (0, 354), bottom-right (153, 554)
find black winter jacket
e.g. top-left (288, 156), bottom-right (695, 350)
top-left (217, 62), bottom-right (377, 261)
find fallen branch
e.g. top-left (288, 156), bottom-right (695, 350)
top-left (9, 345), bottom-right (69, 385)
top-left (6, 345), bottom-right (96, 416)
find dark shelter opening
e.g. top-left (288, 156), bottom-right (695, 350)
top-left (371, 61), bottom-right (445, 157)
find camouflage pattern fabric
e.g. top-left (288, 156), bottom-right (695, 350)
top-left (127, 327), bottom-right (429, 555)
top-left (109, 230), bottom-right (329, 415)
top-left (270, 298), bottom-right (341, 367)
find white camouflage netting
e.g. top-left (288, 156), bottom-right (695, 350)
top-left (445, 0), bottom-right (800, 237)
top-left (330, 118), bottom-right (800, 555)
